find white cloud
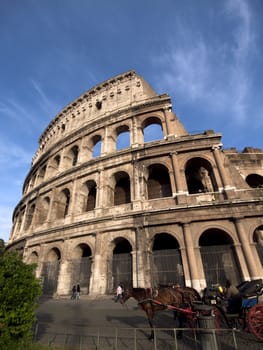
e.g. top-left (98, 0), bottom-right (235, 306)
top-left (153, 0), bottom-right (256, 125)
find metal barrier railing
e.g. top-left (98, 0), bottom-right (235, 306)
top-left (33, 323), bottom-right (261, 350)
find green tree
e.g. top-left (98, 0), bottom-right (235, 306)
top-left (0, 239), bottom-right (5, 256)
top-left (0, 252), bottom-right (41, 347)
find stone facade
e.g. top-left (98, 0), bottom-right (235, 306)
top-left (7, 70), bottom-right (263, 296)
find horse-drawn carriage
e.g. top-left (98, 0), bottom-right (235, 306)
top-left (203, 279), bottom-right (263, 341)
top-left (120, 280), bottom-right (263, 341)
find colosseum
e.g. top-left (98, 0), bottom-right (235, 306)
top-left (7, 70), bottom-right (263, 297)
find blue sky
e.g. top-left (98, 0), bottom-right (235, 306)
top-left (0, 0), bottom-right (262, 242)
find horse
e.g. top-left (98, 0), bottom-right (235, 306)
top-left (120, 286), bottom-right (202, 340)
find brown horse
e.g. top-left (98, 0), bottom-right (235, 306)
top-left (121, 286), bottom-right (201, 340)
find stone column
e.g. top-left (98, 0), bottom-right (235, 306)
top-left (131, 161), bottom-right (143, 211)
top-left (170, 152), bottom-right (186, 194)
top-left (234, 218), bottom-right (260, 279)
top-left (132, 227), bottom-right (147, 287)
top-left (182, 223), bottom-right (200, 291)
top-left (101, 127), bottom-right (108, 155)
top-left (89, 233), bottom-right (108, 295)
top-left (131, 116), bottom-right (139, 147)
top-left (56, 259), bottom-right (71, 296)
top-left (96, 168), bottom-right (105, 209)
top-left (56, 240), bottom-right (72, 296)
top-left (164, 107), bottom-right (174, 137)
top-left (212, 144), bottom-right (233, 190)
top-left (34, 244), bottom-right (46, 280)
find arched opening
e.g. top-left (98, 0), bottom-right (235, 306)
top-left (37, 196), bottom-right (50, 225)
top-left (116, 125), bottom-right (130, 150)
top-left (16, 207), bottom-right (25, 234)
top-left (185, 157), bottom-right (217, 194)
top-left (28, 251), bottom-right (38, 264)
top-left (253, 227), bottom-right (263, 265)
top-left (48, 154), bottom-right (61, 179)
top-left (143, 117), bottom-right (163, 142)
top-left (114, 172), bottom-right (131, 205)
top-left (199, 229), bottom-right (242, 286)
top-left (38, 165), bottom-right (47, 183)
top-left (110, 237), bottom-right (132, 292)
top-left (151, 233), bottom-right (184, 287)
top-left (92, 135), bottom-right (102, 158)
top-left (147, 164), bottom-right (172, 199)
top-left (42, 247), bottom-right (61, 295)
top-left (71, 145), bottom-right (79, 166)
top-left (56, 188), bottom-right (70, 219)
top-left (71, 243), bottom-right (92, 295)
top-left (246, 174), bottom-right (263, 188)
top-left (86, 181), bottom-right (97, 211)
top-left (24, 203), bottom-right (36, 230)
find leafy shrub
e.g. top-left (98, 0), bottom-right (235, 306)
top-left (0, 252), bottom-right (41, 348)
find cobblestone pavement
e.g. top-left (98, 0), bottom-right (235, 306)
top-left (35, 295), bottom-right (263, 350)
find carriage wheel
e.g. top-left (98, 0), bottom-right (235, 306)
top-left (247, 304), bottom-right (263, 341)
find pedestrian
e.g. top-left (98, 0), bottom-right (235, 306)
top-left (76, 284), bottom-right (80, 300)
top-left (115, 284), bottom-right (123, 302)
top-left (71, 285), bottom-right (76, 300)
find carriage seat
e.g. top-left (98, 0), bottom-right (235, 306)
top-left (241, 295), bottom-right (257, 308)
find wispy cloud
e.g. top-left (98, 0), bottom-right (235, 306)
top-left (0, 99), bottom-right (30, 124)
top-left (153, 0), bottom-right (256, 125)
top-left (0, 139), bottom-right (32, 168)
top-left (30, 79), bottom-right (59, 116)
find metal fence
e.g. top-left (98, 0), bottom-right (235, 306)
top-left (33, 323), bottom-right (262, 350)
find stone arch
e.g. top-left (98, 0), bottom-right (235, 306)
top-left (109, 237), bottom-right (133, 293)
top-left (79, 180), bottom-right (97, 212)
top-left (37, 196), bottom-right (50, 225)
top-left (199, 229), bottom-right (242, 286)
top-left (185, 157), bottom-right (217, 194)
top-left (253, 226), bottom-right (263, 265)
top-left (146, 163), bottom-right (172, 199)
top-left (246, 174), bottom-right (263, 188)
top-left (27, 251), bottom-right (39, 264)
top-left (29, 173), bottom-right (37, 191)
top-left (113, 171), bottom-right (131, 205)
top-left (38, 164), bottom-right (47, 184)
top-left (56, 188), bottom-right (70, 218)
top-left (86, 180), bottom-right (97, 211)
top-left (92, 134), bottom-right (102, 158)
top-left (64, 145), bottom-right (79, 169)
top-left (42, 247), bottom-right (61, 295)
top-left (116, 124), bottom-right (130, 150)
top-left (24, 202), bottom-right (36, 230)
top-left (15, 206), bottom-right (25, 235)
top-left (71, 243), bottom-right (92, 295)
top-left (151, 233), bottom-right (184, 287)
top-left (48, 154), bottom-right (61, 178)
top-left (142, 116), bottom-right (163, 142)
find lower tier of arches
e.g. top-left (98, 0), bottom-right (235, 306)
top-left (23, 223), bottom-right (263, 297)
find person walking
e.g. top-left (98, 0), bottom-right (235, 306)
top-left (76, 284), bottom-right (80, 300)
top-left (71, 285), bottom-right (76, 300)
top-left (115, 284), bottom-right (123, 303)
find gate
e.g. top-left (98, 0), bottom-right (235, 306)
top-left (151, 249), bottom-right (184, 286)
top-left (200, 245), bottom-right (242, 285)
top-left (41, 261), bottom-right (60, 295)
top-left (112, 253), bottom-right (132, 289)
top-left (71, 257), bottom-right (91, 294)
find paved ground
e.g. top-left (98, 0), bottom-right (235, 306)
top-left (35, 295), bottom-right (263, 350)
